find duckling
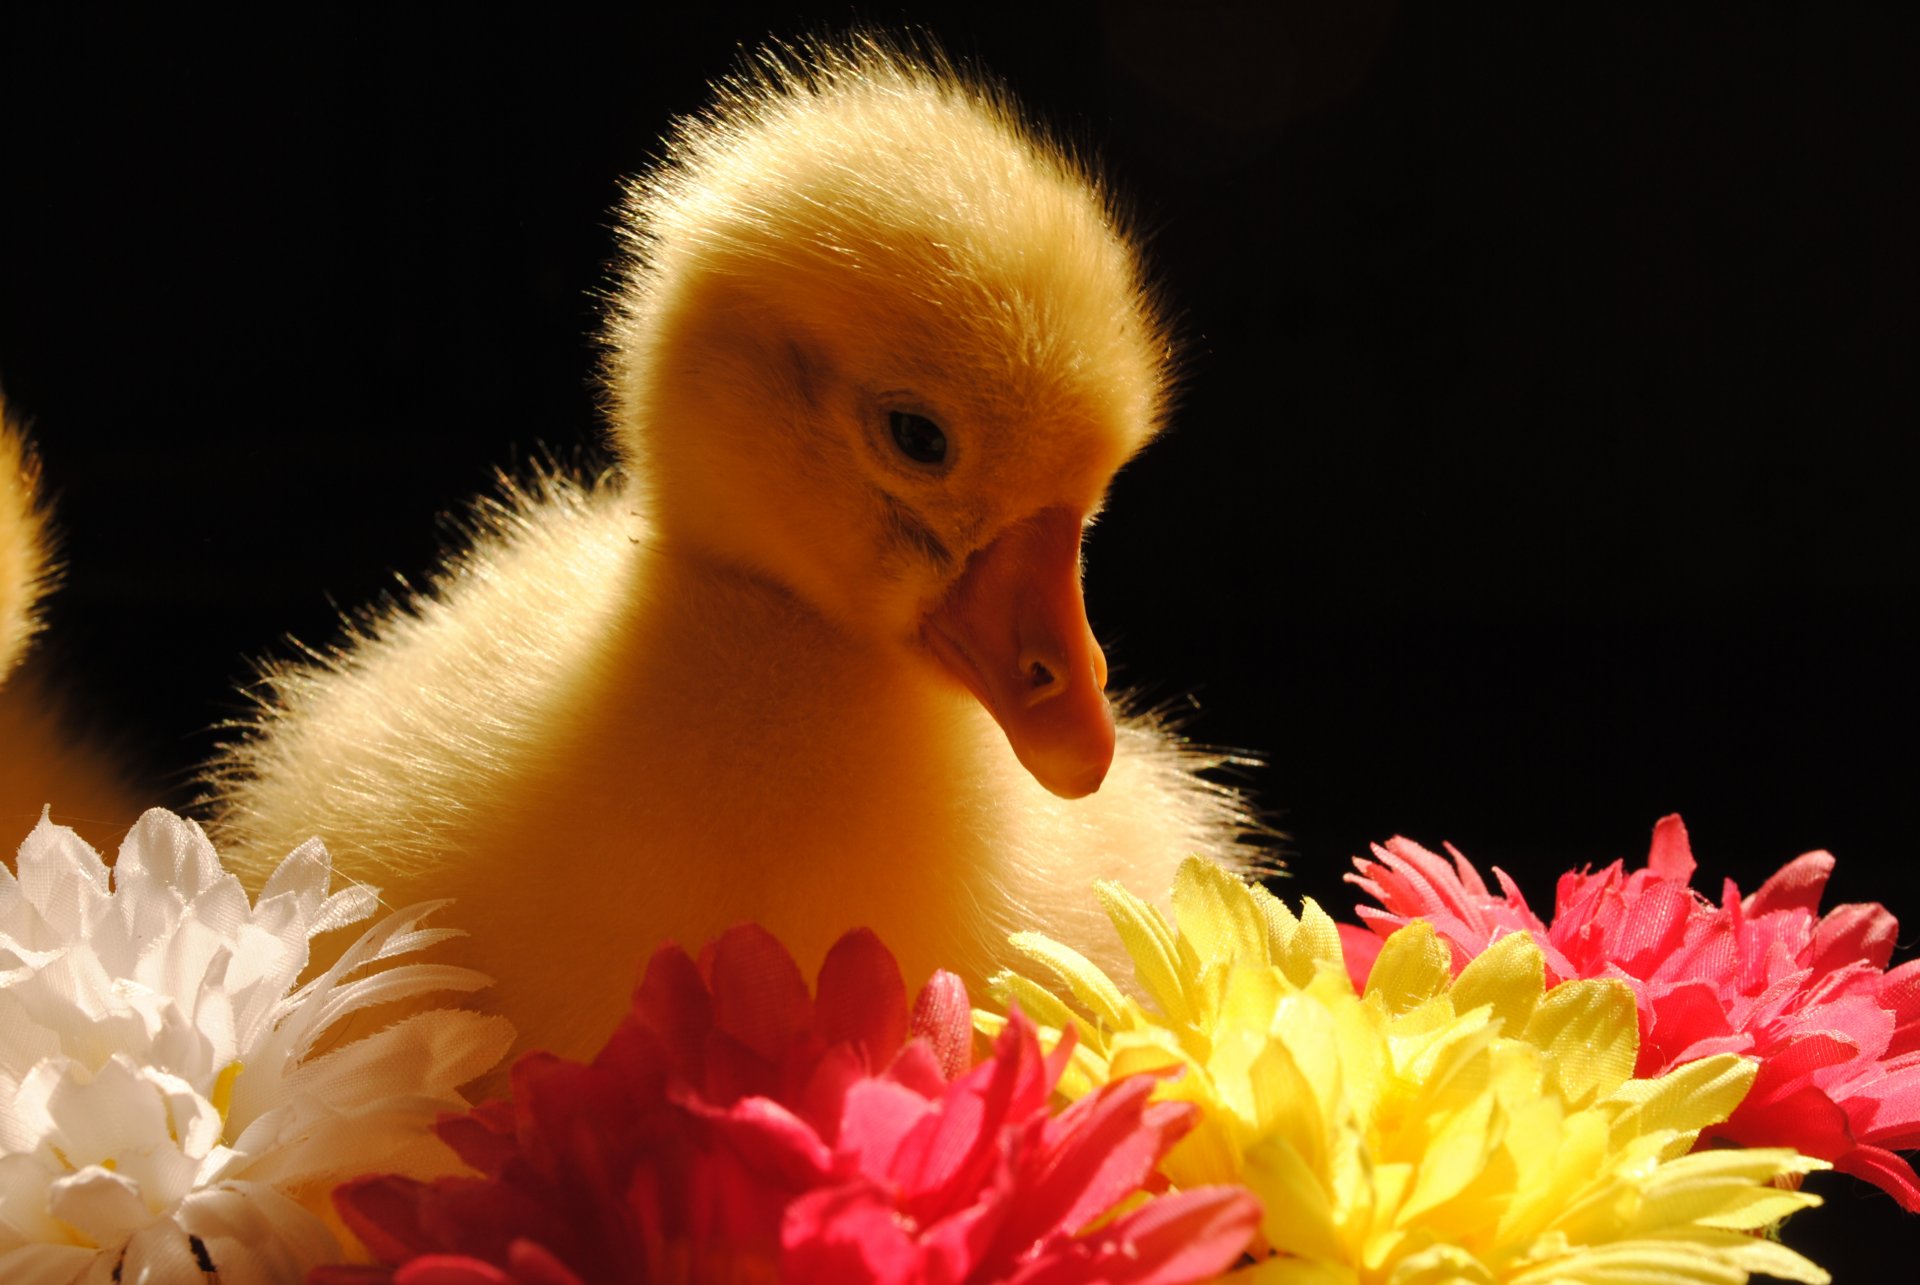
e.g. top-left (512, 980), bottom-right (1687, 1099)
top-left (0, 398), bottom-right (45, 686)
top-left (205, 37), bottom-right (1264, 1062)
top-left (1, 395), bottom-right (136, 853)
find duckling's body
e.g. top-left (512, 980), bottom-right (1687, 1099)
top-left (208, 39), bottom-right (1261, 1061)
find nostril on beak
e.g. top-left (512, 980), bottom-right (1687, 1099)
top-left (1021, 653), bottom-right (1061, 702)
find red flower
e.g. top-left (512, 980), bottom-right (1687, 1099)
top-left (1347, 815), bottom-right (1920, 1210)
top-left (316, 925), bottom-right (1258, 1284)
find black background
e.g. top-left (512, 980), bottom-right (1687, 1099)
top-left (2, 3), bottom-right (1915, 1269)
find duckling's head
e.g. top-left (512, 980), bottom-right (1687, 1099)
top-left (605, 37), bottom-right (1172, 799)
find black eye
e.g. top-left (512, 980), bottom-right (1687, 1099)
top-left (888, 410), bottom-right (947, 465)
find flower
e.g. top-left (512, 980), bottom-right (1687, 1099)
top-left (986, 856), bottom-right (1832, 1284)
top-left (0, 809), bottom-right (513, 1283)
top-left (1348, 815), bottom-right (1920, 1208)
top-left (323, 923), bottom-right (1260, 1284)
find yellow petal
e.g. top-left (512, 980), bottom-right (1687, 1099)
top-left (1383, 1243), bottom-right (1498, 1284)
top-left (1095, 878), bottom-right (1195, 1025)
top-left (1366, 922), bottom-right (1454, 1017)
top-left (1250, 879), bottom-right (1303, 957)
top-left (1006, 931), bottom-right (1129, 1031)
top-left (1524, 977), bottom-right (1639, 1110)
top-left (1451, 930), bottom-right (1545, 1035)
top-left (1287, 896), bottom-right (1347, 989)
top-left (986, 968), bottom-right (1102, 1051)
top-left (1172, 854), bottom-right (1271, 969)
top-left (1605, 1055), bottom-right (1756, 1153)
top-left (1244, 1132), bottom-right (1345, 1264)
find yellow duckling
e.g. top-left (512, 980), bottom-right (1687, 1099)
top-left (206, 38), bottom-right (1263, 1061)
top-left (1, 395), bottom-right (135, 853)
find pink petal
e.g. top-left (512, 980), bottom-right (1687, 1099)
top-left (1718, 1080), bottom-right (1854, 1158)
top-left (780, 1183), bottom-right (923, 1284)
top-left (886, 1040), bottom-right (953, 1100)
top-left (1810, 900), bottom-right (1901, 973)
top-left (1834, 1144), bottom-right (1920, 1212)
top-left (795, 1042), bottom-right (872, 1142)
top-left (1350, 839), bottom-right (1484, 928)
top-left (1799, 994), bottom-right (1896, 1067)
top-left (704, 923), bottom-right (815, 1063)
top-left (1882, 959), bottom-right (1920, 1057)
top-left (394, 1258), bottom-right (519, 1285)
top-left (1025, 1077), bottom-right (1196, 1241)
top-left (1646, 814), bottom-right (1697, 881)
top-left (1640, 982), bottom-right (1747, 1074)
top-left (838, 1077), bottom-right (938, 1178)
top-left (701, 1028), bottom-right (781, 1105)
top-left (333, 1176), bottom-right (442, 1265)
top-left (698, 1095), bottom-right (836, 1188)
top-left (888, 1066), bottom-right (997, 1208)
top-left (1756, 1030), bottom-right (1865, 1088)
top-left (892, 1012), bottom-right (1049, 1218)
top-left (1743, 851), bottom-right (1835, 918)
top-left (436, 1099), bottom-right (520, 1178)
top-left (1596, 879), bottom-right (1698, 979)
top-left (815, 929), bottom-right (909, 1066)
top-left (627, 942), bottom-right (714, 1081)
top-left (1009, 1186), bottom-right (1263, 1285)
top-left (503, 1241), bottom-right (588, 1285)
top-left (916, 1194), bottom-right (1015, 1283)
top-left (1844, 1061), bottom-right (1920, 1146)
top-left (908, 970), bottom-right (974, 1081)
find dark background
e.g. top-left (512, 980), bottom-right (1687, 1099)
top-left (2, 3), bottom-right (1915, 1268)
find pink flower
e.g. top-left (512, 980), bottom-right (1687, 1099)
top-left (315, 925), bottom-right (1258, 1284)
top-left (1348, 815), bottom-right (1920, 1210)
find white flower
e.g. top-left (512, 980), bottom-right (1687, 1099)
top-left (0, 809), bottom-right (513, 1284)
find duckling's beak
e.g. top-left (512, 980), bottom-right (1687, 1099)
top-left (923, 506), bottom-right (1115, 799)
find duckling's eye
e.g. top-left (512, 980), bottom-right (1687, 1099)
top-left (888, 411), bottom-right (947, 465)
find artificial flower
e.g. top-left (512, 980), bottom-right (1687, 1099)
top-left (0, 809), bottom-right (512, 1283)
top-left (987, 856), bottom-right (1831, 1283)
top-left (322, 923), bottom-right (1260, 1284)
top-left (1349, 815), bottom-right (1920, 1208)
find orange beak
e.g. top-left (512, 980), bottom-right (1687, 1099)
top-left (923, 507), bottom-right (1115, 799)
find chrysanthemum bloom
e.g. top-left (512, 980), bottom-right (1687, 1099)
top-left (322, 924), bottom-right (1259, 1284)
top-left (1348, 815), bottom-right (1920, 1209)
top-left (0, 809), bottom-right (512, 1283)
top-left (986, 856), bottom-right (1831, 1283)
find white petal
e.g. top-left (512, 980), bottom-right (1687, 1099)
top-left (0, 993), bottom-right (61, 1103)
top-left (178, 1184), bottom-right (342, 1284)
top-left (114, 812), bottom-right (223, 903)
top-left (0, 1242), bottom-right (101, 1285)
top-left (283, 1010), bottom-right (512, 1111)
top-left (0, 1152), bottom-right (69, 1247)
top-left (232, 1011), bottom-right (512, 1183)
top-left (45, 1167), bottom-right (150, 1248)
top-left (255, 838), bottom-right (333, 917)
top-left (6, 949), bottom-right (122, 1046)
top-left (311, 884), bottom-right (382, 938)
top-left (13, 817), bottom-right (109, 944)
top-left (43, 1059), bottom-right (171, 1167)
top-left (142, 1003), bottom-right (218, 1089)
top-left (114, 1219), bottom-right (209, 1284)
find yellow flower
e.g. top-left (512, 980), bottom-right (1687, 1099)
top-left (980, 857), bottom-right (1831, 1284)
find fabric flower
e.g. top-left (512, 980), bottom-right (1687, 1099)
top-left (986, 856), bottom-right (1831, 1284)
top-left (0, 809), bottom-right (513, 1283)
top-left (322, 923), bottom-right (1259, 1284)
top-left (1348, 815), bottom-right (1920, 1208)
